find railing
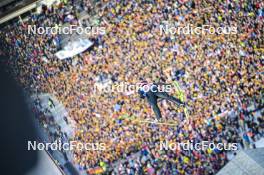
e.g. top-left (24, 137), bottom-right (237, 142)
top-left (0, 0), bottom-right (39, 24)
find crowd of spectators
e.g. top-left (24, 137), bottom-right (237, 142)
top-left (1, 0), bottom-right (264, 174)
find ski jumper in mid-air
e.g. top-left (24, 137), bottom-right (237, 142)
top-left (138, 82), bottom-right (186, 120)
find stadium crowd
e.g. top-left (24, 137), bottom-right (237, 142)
top-left (1, 0), bottom-right (264, 174)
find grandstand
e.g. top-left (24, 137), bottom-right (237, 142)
top-left (0, 0), bottom-right (263, 174)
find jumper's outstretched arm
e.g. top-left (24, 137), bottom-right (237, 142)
top-left (155, 92), bottom-right (185, 105)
